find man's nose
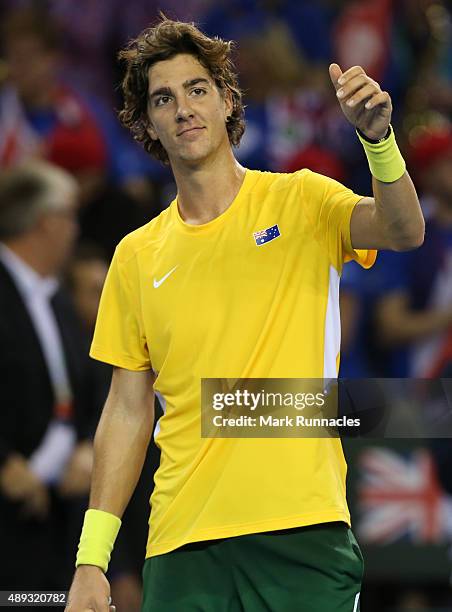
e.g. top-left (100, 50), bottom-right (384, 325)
top-left (175, 97), bottom-right (194, 122)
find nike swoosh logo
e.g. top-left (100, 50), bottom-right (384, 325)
top-left (153, 265), bottom-right (178, 288)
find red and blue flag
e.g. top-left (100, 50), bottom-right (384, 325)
top-left (253, 224), bottom-right (280, 246)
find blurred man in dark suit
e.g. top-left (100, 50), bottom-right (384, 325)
top-left (0, 161), bottom-right (96, 589)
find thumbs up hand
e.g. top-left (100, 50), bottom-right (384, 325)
top-left (329, 63), bottom-right (392, 141)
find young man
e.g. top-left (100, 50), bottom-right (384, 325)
top-left (66, 17), bottom-right (424, 612)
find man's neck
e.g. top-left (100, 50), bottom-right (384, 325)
top-left (3, 238), bottom-right (51, 277)
top-left (171, 150), bottom-right (246, 225)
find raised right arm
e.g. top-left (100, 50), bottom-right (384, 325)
top-left (66, 366), bottom-right (155, 612)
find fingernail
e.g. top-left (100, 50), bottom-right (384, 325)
top-left (365, 101), bottom-right (372, 109)
top-left (338, 77), bottom-right (344, 85)
top-left (337, 89), bottom-right (344, 98)
top-left (347, 98), bottom-right (355, 106)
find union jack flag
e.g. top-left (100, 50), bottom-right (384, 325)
top-left (356, 447), bottom-right (452, 544)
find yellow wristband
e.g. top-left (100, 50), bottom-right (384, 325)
top-left (76, 509), bottom-right (121, 573)
top-left (357, 125), bottom-right (406, 183)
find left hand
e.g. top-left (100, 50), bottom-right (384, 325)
top-left (329, 63), bottom-right (392, 141)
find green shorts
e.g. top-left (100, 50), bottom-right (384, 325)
top-left (141, 522), bottom-right (363, 611)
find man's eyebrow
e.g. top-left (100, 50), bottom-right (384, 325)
top-left (183, 77), bottom-right (211, 89)
top-left (149, 86), bottom-right (172, 99)
top-left (149, 77), bottom-right (211, 99)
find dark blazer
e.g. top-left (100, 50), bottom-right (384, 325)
top-left (0, 260), bottom-right (98, 589)
top-left (0, 260), bottom-right (96, 462)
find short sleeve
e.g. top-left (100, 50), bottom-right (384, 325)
top-left (90, 244), bottom-right (151, 371)
top-left (299, 169), bottom-right (376, 273)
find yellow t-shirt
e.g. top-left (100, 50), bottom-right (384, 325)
top-left (90, 168), bottom-right (376, 557)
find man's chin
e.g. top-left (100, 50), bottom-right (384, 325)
top-left (173, 147), bottom-right (211, 165)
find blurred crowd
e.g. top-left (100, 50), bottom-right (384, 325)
top-left (0, 0), bottom-right (451, 610)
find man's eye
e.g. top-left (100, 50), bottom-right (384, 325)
top-left (156, 96), bottom-right (171, 106)
top-left (191, 88), bottom-right (206, 96)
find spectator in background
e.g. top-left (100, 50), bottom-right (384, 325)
top-left (76, 181), bottom-right (162, 260)
top-left (375, 128), bottom-right (452, 377)
top-left (401, 0), bottom-right (452, 120)
top-left (66, 245), bottom-right (109, 335)
top-left (0, 6), bottom-right (163, 256)
top-left (0, 7), bottom-right (108, 203)
top-left (0, 161), bottom-right (97, 589)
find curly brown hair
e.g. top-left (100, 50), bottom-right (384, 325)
top-left (118, 16), bottom-right (245, 164)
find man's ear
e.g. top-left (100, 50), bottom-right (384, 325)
top-left (223, 89), bottom-right (234, 122)
top-left (147, 121), bottom-right (158, 142)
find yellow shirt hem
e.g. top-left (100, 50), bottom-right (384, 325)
top-left (145, 509), bottom-right (351, 558)
top-left (89, 345), bottom-right (151, 371)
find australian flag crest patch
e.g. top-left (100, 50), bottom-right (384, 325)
top-left (253, 224), bottom-right (281, 246)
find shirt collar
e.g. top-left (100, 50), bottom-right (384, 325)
top-left (0, 243), bottom-right (59, 300)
